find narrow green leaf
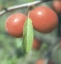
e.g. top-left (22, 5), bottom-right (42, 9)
top-left (23, 18), bottom-right (34, 53)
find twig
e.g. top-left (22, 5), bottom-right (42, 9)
top-left (0, 1), bottom-right (41, 16)
top-left (0, 0), bottom-right (60, 16)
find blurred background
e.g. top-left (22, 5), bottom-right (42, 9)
top-left (0, 0), bottom-right (61, 64)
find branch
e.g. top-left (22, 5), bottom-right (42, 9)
top-left (0, 1), bottom-right (41, 16)
top-left (0, 0), bottom-right (60, 16)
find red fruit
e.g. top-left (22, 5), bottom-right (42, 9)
top-left (59, 40), bottom-right (61, 47)
top-left (5, 13), bottom-right (26, 38)
top-left (52, 0), bottom-right (61, 14)
top-left (36, 59), bottom-right (55, 64)
top-left (35, 59), bottom-right (44, 64)
top-left (29, 6), bottom-right (58, 33)
top-left (49, 61), bottom-right (55, 64)
top-left (32, 39), bottom-right (41, 50)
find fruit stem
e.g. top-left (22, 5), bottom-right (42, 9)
top-left (24, 5), bottom-right (35, 15)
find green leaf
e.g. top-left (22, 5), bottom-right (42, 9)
top-left (23, 18), bottom-right (34, 53)
top-left (40, 43), bottom-right (48, 51)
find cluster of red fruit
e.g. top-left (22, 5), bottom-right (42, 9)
top-left (5, 0), bottom-right (60, 50)
top-left (5, 1), bottom-right (61, 64)
top-left (52, 0), bottom-right (61, 14)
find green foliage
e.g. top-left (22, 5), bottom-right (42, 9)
top-left (23, 18), bottom-right (34, 53)
top-left (15, 38), bottom-right (22, 48)
top-left (40, 43), bottom-right (49, 51)
top-left (52, 45), bottom-right (61, 64)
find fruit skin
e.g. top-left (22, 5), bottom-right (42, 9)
top-left (49, 61), bottom-right (55, 64)
top-left (52, 0), bottom-right (61, 14)
top-left (59, 40), bottom-right (61, 47)
top-left (29, 6), bottom-right (58, 33)
top-left (36, 59), bottom-right (55, 64)
top-left (36, 59), bottom-right (44, 64)
top-left (5, 13), bottom-right (26, 38)
top-left (32, 39), bottom-right (41, 50)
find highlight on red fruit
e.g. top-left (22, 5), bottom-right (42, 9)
top-left (5, 13), bottom-right (26, 38)
top-left (29, 6), bottom-right (58, 33)
top-left (32, 39), bottom-right (41, 50)
top-left (52, 0), bottom-right (61, 14)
